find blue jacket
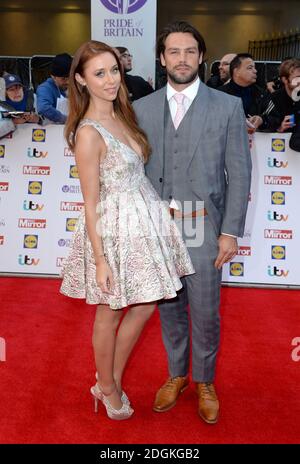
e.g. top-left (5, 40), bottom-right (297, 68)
top-left (36, 78), bottom-right (67, 124)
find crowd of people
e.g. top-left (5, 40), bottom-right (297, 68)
top-left (1, 44), bottom-right (300, 148)
top-left (207, 53), bottom-right (300, 143)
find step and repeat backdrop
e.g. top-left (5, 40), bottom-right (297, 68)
top-left (0, 125), bottom-right (299, 287)
top-left (0, 124), bottom-right (83, 276)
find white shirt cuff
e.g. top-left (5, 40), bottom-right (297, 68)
top-left (221, 232), bottom-right (237, 238)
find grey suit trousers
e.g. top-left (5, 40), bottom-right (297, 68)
top-left (158, 215), bottom-right (222, 383)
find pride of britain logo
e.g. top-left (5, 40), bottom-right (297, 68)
top-left (100, 0), bottom-right (147, 14)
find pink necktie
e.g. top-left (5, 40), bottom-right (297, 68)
top-left (173, 93), bottom-right (186, 129)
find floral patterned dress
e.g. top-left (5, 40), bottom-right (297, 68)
top-left (60, 119), bottom-right (195, 310)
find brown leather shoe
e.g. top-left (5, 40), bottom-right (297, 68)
top-left (153, 376), bottom-right (189, 412)
top-left (196, 383), bottom-right (219, 424)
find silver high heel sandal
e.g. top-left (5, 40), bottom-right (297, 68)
top-left (95, 372), bottom-right (131, 406)
top-left (90, 383), bottom-right (134, 420)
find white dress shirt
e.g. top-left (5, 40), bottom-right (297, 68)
top-left (167, 77), bottom-right (200, 123)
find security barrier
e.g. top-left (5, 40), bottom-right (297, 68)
top-left (0, 124), bottom-right (299, 287)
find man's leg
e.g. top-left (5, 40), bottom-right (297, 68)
top-left (153, 281), bottom-right (190, 412)
top-left (157, 280), bottom-right (189, 378)
top-left (186, 216), bottom-right (222, 423)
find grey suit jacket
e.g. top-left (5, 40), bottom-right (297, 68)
top-left (134, 82), bottom-right (252, 238)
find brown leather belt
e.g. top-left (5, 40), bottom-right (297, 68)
top-left (169, 207), bottom-right (208, 219)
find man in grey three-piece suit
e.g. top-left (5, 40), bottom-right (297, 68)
top-left (134, 21), bottom-right (251, 424)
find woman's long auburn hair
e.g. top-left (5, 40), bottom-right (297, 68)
top-left (64, 40), bottom-right (151, 162)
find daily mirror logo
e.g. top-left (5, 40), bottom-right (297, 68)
top-left (100, 0), bottom-right (147, 14)
top-left (264, 176), bottom-right (292, 185)
top-left (23, 166), bottom-right (50, 176)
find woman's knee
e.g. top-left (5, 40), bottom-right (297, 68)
top-left (94, 306), bottom-right (122, 330)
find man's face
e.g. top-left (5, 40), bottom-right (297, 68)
top-left (53, 75), bottom-right (69, 91)
top-left (234, 58), bottom-right (257, 86)
top-left (283, 68), bottom-right (300, 97)
top-left (6, 84), bottom-right (24, 102)
top-left (219, 53), bottom-right (236, 81)
top-left (119, 50), bottom-right (132, 72)
top-left (160, 32), bottom-right (202, 87)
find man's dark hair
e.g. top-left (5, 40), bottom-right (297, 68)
top-left (156, 21), bottom-right (206, 58)
top-left (115, 47), bottom-right (128, 55)
top-left (230, 53), bottom-right (254, 78)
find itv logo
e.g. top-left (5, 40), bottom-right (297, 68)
top-left (267, 265), bottom-right (289, 277)
top-left (267, 211), bottom-right (288, 222)
top-left (18, 255), bottom-right (40, 266)
top-left (23, 200), bottom-right (44, 211)
top-left (27, 148), bottom-right (48, 158)
top-left (267, 157), bottom-right (288, 168)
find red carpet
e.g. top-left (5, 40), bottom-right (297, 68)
top-left (0, 276), bottom-right (299, 444)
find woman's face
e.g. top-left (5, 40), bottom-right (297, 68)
top-left (6, 84), bottom-right (24, 102)
top-left (77, 52), bottom-right (121, 103)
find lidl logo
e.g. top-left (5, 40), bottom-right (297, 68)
top-left (66, 218), bottom-right (78, 232)
top-left (271, 245), bottom-right (286, 260)
top-left (272, 138), bottom-right (285, 152)
top-left (69, 165), bottom-right (79, 179)
top-left (230, 262), bottom-right (244, 276)
top-left (23, 234), bottom-right (38, 249)
top-left (32, 129), bottom-right (46, 142)
top-left (0, 145), bottom-right (5, 158)
top-left (28, 181), bottom-right (43, 195)
top-left (271, 191), bottom-right (285, 205)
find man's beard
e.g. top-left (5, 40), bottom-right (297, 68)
top-left (167, 67), bottom-right (199, 85)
